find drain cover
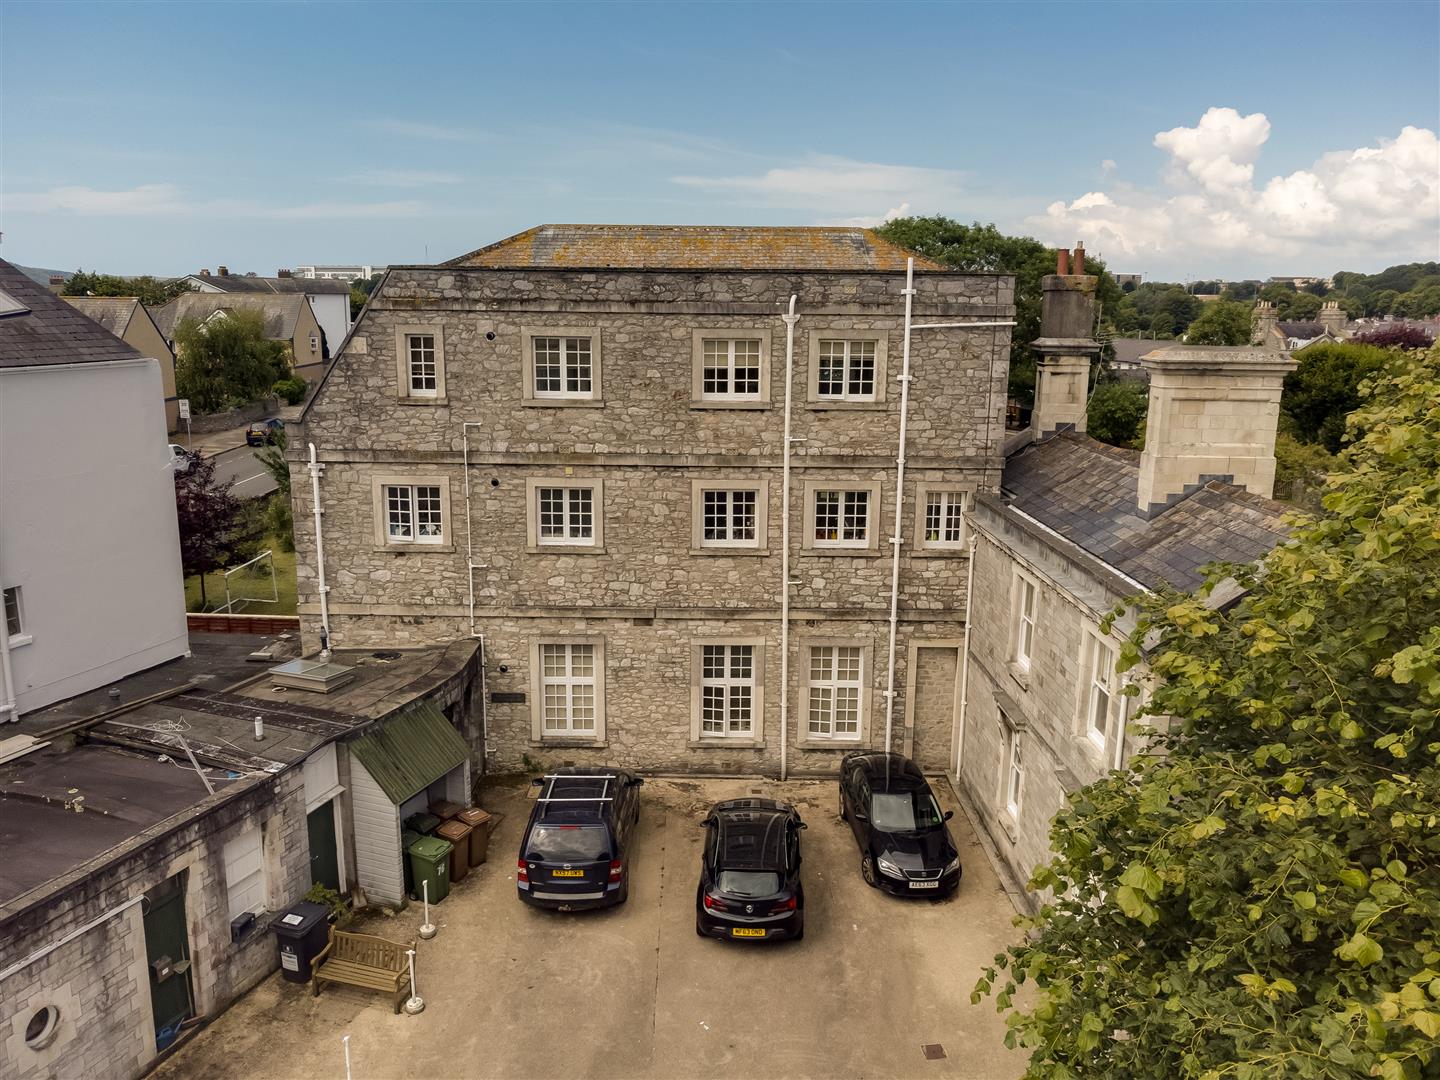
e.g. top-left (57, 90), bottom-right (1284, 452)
top-left (922, 1044), bottom-right (946, 1061)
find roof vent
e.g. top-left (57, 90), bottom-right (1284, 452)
top-left (268, 657), bottom-right (354, 693)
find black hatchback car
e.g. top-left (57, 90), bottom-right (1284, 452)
top-left (517, 768), bottom-right (643, 911)
top-left (246, 417), bottom-right (285, 446)
top-left (695, 799), bottom-right (805, 942)
top-left (839, 751), bottom-right (961, 896)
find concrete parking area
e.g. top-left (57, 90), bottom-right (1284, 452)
top-left (154, 776), bottom-right (1023, 1080)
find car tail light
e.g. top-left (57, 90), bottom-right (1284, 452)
top-left (777, 896), bottom-right (797, 912)
top-left (609, 860), bottom-right (623, 882)
top-left (517, 858), bottom-right (528, 884)
top-left (703, 893), bottom-right (729, 912)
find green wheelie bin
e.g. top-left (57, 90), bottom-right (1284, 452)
top-left (407, 835), bottom-right (452, 904)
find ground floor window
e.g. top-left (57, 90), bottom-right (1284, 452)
top-left (540, 642), bottom-right (597, 735)
top-left (699, 643), bottom-right (755, 735)
top-left (1003, 717), bottom-right (1023, 818)
top-left (807, 645), bottom-right (863, 738)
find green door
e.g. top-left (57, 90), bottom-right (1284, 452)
top-left (143, 874), bottom-right (193, 1049)
top-left (307, 801), bottom-right (341, 891)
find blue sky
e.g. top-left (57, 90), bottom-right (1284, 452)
top-left (3, 1), bottom-right (1436, 280)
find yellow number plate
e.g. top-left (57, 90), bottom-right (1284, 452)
top-left (731, 927), bottom-right (766, 938)
top-left (551, 869), bottom-right (585, 878)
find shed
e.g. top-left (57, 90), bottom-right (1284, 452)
top-left (346, 701), bottom-right (471, 905)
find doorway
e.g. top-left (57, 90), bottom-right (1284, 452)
top-left (307, 801), bottom-right (341, 892)
top-left (142, 873), bottom-right (194, 1051)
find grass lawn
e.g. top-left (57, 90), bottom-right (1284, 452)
top-left (184, 539), bottom-right (297, 614)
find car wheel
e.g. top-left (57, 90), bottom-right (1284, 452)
top-left (793, 919), bottom-right (804, 942)
top-left (838, 789), bottom-right (846, 819)
top-left (618, 876), bottom-right (630, 904)
top-left (861, 854), bottom-right (879, 889)
top-left (695, 917), bottom-right (706, 938)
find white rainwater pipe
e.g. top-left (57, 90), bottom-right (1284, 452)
top-left (308, 443), bottom-right (332, 658)
top-left (881, 260), bottom-right (918, 753)
top-left (0, 539), bottom-right (17, 721)
top-left (953, 533), bottom-right (979, 777)
top-left (779, 295), bottom-right (799, 781)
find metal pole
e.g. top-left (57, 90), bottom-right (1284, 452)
top-left (404, 949), bottom-right (425, 1014)
top-left (175, 733), bottom-right (216, 796)
top-left (419, 880), bottom-right (436, 940)
top-left (779, 294), bottom-right (799, 781)
top-left (343, 1034), bottom-right (352, 1080)
top-left (882, 259), bottom-right (917, 754)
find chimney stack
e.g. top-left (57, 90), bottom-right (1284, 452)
top-left (1319, 299), bottom-right (1346, 336)
top-left (1251, 300), bottom-right (1279, 346)
top-left (277, 268), bottom-right (292, 278)
top-left (218, 265), bottom-right (229, 277)
top-left (1136, 345), bottom-right (1296, 516)
top-left (200, 268), bottom-right (211, 276)
top-left (48, 274), bottom-right (64, 286)
top-left (1030, 245), bottom-right (1100, 438)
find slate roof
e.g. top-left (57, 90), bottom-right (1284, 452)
top-left (0, 258), bottom-right (145, 369)
top-left (1278, 320), bottom-right (1324, 339)
top-left (1000, 433), bottom-right (1290, 592)
top-left (152, 292), bottom-right (306, 342)
top-left (189, 273), bottom-right (350, 295)
top-left (443, 224), bottom-right (949, 272)
top-left (60, 295), bottom-right (140, 337)
top-left (1109, 338), bottom-right (1161, 367)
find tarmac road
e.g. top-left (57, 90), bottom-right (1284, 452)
top-left (208, 445), bottom-right (278, 500)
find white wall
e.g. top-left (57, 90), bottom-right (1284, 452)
top-left (306, 294), bottom-right (350, 358)
top-left (348, 756), bottom-right (404, 905)
top-left (0, 358), bottom-right (188, 714)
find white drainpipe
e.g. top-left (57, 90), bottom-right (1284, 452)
top-left (0, 547), bottom-right (16, 721)
top-left (779, 295), bottom-right (799, 781)
top-left (881, 259), bottom-right (918, 753)
top-left (307, 443), bottom-right (332, 658)
top-left (462, 421), bottom-right (489, 639)
top-left (953, 532), bottom-right (979, 777)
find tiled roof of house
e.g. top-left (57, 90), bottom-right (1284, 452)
top-left (443, 224), bottom-right (949, 272)
top-left (152, 293), bottom-right (306, 342)
top-left (190, 274), bottom-right (350, 295)
top-left (1000, 432), bottom-right (1291, 592)
top-left (1278, 320), bottom-right (1325, 339)
top-left (1109, 338), bottom-right (1162, 366)
top-left (0, 259), bottom-right (145, 369)
top-left (60, 295), bottom-right (141, 337)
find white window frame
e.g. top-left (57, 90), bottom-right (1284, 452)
top-left (529, 638), bottom-right (606, 743)
top-left (1010, 569), bottom-right (1038, 671)
top-left (223, 827), bottom-right (266, 919)
top-left (1081, 630), bottom-right (1118, 752)
top-left (914, 484), bottom-right (972, 552)
top-left (804, 642), bottom-right (866, 741)
top-left (802, 480), bottom-right (882, 553)
top-left (3, 585), bottom-right (30, 648)
top-left (691, 640), bottom-right (762, 740)
top-left (393, 324), bottom-right (446, 401)
top-left (690, 480), bottom-right (770, 553)
top-left (525, 478), bottom-right (605, 551)
top-left (1002, 716), bottom-right (1023, 819)
top-left (382, 483), bottom-right (444, 545)
top-left (521, 327), bottom-right (602, 404)
top-left (691, 331), bottom-right (770, 406)
top-left (405, 333), bottom-right (438, 397)
top-left (807, 331), bottom-right (888, 406)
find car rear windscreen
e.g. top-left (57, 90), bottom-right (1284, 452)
top-left (527, 824), bottom-right (610, 862)
top-left (717, 870), bottom-right (780, 897)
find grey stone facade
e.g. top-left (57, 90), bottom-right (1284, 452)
top-left (294, 261), bottom-right (1014, 775)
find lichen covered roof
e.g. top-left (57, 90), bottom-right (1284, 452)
top-left (59, 296), bottom-right (140, 337)
top-left (444, 224), bottom-right (948, 272)
top-left (152, 292), bottom-right (306, 342)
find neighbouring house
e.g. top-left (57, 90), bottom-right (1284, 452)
top-left (955, 256), bottom-right (1294, 903)
top-left (60, 296), bottom-right (181, 431)
top-left (0, 258), bottom-right (188, 720)
top-left (183, 267), bottom-right (351, 362)
top-left (1108, 337), bottom-right (1160, 373)
top-left (291, 223), bottom-right (1017, 777)
top-left (152, 292), bottom-right (327, 392)
top-left (1252, 298), bottom-right (1349, 350)
top-left (292, 264), bottom-right (387, 282)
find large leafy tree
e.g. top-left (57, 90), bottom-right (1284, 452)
top-left (174, 307), bottom-right (292, 413)
top-left (976, 346), bottom-right (1440, 1079)
top-left (63, 270), bottom-right (192, 307)
top-left (1086, 379), bottom-right (1148, 448)
top-left (1282, 343), bottom-right (1392, 453)
top-left (174, 456), bottom-right (255, 607)
top-left (1185, 299), bottom-right (1254, 346)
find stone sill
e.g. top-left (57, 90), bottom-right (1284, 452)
top-left (801, 547), bottom-right (885, 558)
top-left (1007, 662), bottom-right (1031, 692)
top-left (688, 547), bottom-right (770, 557)
top-left (688, 738), bottom-right (767, 750)
top-left (911, 547), bottom-right (970, 559)
top-left (795, 739), bottom-right (864, 751)
top-left (526, 545), bottom-right (607, 555)
top-left (529, 738), bottom-right (607, 749)
top-left (377, 543), bottom-right (456, 555)
top-left (806, 401), bottom-right (887, 412)
top-left (689, 401), bottom-right (772, 411)
top-left (521, 398), bottom-right (605, 409)
top-left (8, 634), bottom-right (33, 650)
top-left (999, 811), bottom-right (1020, 845)
top-left (396, 396), bottom-right (448, 407)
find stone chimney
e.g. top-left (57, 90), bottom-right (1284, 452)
top-left (48, 274), bottom-right (65, 286)
top-left (1251, 300), bottom-right (1279, 346)
top-left (1136, 345), bottom-right (1296, 516)
top-left (1319, 300), bottom-right (1346, 336)
top-left (277, 268), bottom-right (293, 278)
top-left (217, 265), bottom-right (230, 277)
top-left (200, 268), bottom-right (211, 276)
top-left (1031, 244), bottom-right (1100, 438)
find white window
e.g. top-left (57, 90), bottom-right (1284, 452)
top-left (813, 489), bottom-right (870, 547)
top-left (922, 490), bottom-right (969, 548)
top-left (539, 643), bottom-right (597, 735)
top-left (700, 338), bottom-right (762, 400)
top-left (701, 489), bottom-right (757, 546)
top-left (384, 484), bottom-right (443, 544)
top-left (406, 333), bottom-right (437, 396)
top-left (532, 336), bottom-right (593, 399)
top-left (1012, 573), bottom-right (1037, 670)
top-left (538, 487), bottom-right (594, 545)
top-left (309, 334), bottom-right (319, 351)
top-left (4, 586), bottom-right (23, 642)
top-left (1003, 719), bottom-right (1023, 818)
top-left (699, 644), bottom-right (755, 736)
top-left (1084, 634), bottom-right (1117, 750)
top-left (807, 645), bottom-right (863, 738)
top-left (816, 339), bottom-right (877, 401)
top-left (223, 828), bottom-right (266, 919)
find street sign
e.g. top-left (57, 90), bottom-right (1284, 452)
top-left (177, 399), bottom-right (191, 420)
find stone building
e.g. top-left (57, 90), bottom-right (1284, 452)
top-left (293, 224), bottom-right (1016, 777)
top-left (955, 259), bottom-right (1294, 903)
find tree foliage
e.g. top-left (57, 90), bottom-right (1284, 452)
top-left (63, 270), bottom-right (192, 307)
top-left (1086, 378), bottom-right (1149, 448)
top-left (173, 308), bottom-right (292, 413)
top-left (349, 273), bottom-right (382, 319)
top-left (1186, 300), bottom-right (1255, 346)
top-left (977, 346), bottom-right (1440, 1080)
top-left (1282, 343), bottom-right (1392, 453)
top-left (174, 455), bottom-right (254, 606)
top-left (256, 431), bottom-right (295, 552)
top-left (1352, 326), bottom-right (1436, 351)
top-left (1114, 284), bottom-right (1204, 339)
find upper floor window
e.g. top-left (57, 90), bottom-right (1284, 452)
top-left (385, 484), bottom-right (444, 544)
top-left (1011, 571), bottom-right (1038, 671)
top-left (393, 325), bottom-right (446, 401)
top-left (4, 586), bottom-right (27, 646)
top-left (817, 339), bottom-right (876, 400)
top-left (815, 490), bottom-right (869, 546)
top-left (1082, 633), bottom-right (1117, 750)
top-left (407, 334), bottom-right (437, 396)
top-left (538, 486), bottom-right (594, 545)
top-left (917, 487), bottom-right (970, 551)
top-left (534, 336), bottom-right (592, 398)
top-left (703, 489), bottom-right (757, 545)
top-left (701, 338), bottom-right (762, 400)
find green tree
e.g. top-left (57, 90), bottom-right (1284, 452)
top-left (1185, 299), bottom-right (1254, 345)
top-left (1283, 342), bottom-right (1392, 452)
top-left (1086, 379), bottom-right (1148, 448)
top-left (1289, 292), bottom-right (1323, 321)
top-left (63, 270), bottom-right (192, 307)
top-left (173, 308), bottom-right (292, 413)
top-left (256, 430), bottom-right (295, 552)
top-left (977, 346), bottom-right (1440, 1079)
top-left (349, 272), bottom-right (383, 319)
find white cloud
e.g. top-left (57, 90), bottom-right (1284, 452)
top-left (672, 154), bottom-right (964, 213)
top-left (1029, 110), bottom-right (1440, 270)
top-left (829, 202), bottom-right (912, 228)
top-left (1100, 159), bottom-right (1117, 175)
top-left (5, 183), bottom-right (424, 220)
top-left (7, 183), bottom-right (183, 215)
top-left (341, 169), bottom-right (462, 186)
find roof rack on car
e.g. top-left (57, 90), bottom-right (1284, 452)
top-left (536, 773), bottom-right (616, 804)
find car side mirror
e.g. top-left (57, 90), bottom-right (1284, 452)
top-left (943, 810), bottom-right (954, 822)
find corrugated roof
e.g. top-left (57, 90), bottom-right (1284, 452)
top-left (348, 700), bottom-right (468, 804)
top-left (0, 259), bottom-right (146, 369)
top-left (443, 224), bottom-right (948, 272)
top-left (152, 293), bottom-right (306, 343)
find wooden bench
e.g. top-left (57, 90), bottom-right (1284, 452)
top-left (311, 929), bottom-right (415, 1013)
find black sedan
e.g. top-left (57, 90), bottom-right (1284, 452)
top-left (839, 751), bottom-right (961, 896)
top-left (695, 798), bottom-right (805, 942)
top-left (246, 418), bottom-right (285, 446)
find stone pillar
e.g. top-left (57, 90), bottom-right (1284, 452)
top-left (1319, 300), bottom-right (1346, 337)
top-left (1136, 345), bottom-right (1297, 516)
top-left (1251, 300), bottom-right (1279, 346)
top-left (1031, 246), bottom-right (1100, 438)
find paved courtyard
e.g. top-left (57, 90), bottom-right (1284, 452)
top-left (155, 776), bottom-right (1024, 1080)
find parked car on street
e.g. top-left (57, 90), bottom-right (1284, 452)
top-left (516, 767), bottom-right (643, 911)
top-left (695, 798), bottom-right (805, 942)
top-left (839, 751), bottom-right (961, 896)
top-left (245, 417), bottom-right (284, 446)
top-left (168, 443), bottom-right (197, 474)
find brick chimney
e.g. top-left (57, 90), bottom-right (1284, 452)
top-left (277, 268), bottom-right (292, 278)
top-left (1319, 300), bottom-right (1346, 336)
top-left (1251, 300), bottom-right (1279, 345)
top-left (1136, 345), bottom-right (1296, 516)
top-left (1031, 244), bottom-right (1100, 438)
top-left (218, 265), bottom-right (230, 276)
top-left (48, 274), bottom-right (64, 286)
top-left (200, 268), bottom-right (211, 276)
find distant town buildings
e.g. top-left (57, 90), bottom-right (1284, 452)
top-left (183, 268), bottom-right (352, 356)
top-left (292, 264), bottom-right (387, 282)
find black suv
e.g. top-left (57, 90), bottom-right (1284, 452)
top-left (839, 751), bottom-right (961, 896)
top-left (695, 798), bottom-right (805, 942)
top-left (517, 768), bottom-right (643, 911)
